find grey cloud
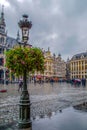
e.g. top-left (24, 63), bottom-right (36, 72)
top-left (1, 0), bottom-right (87, 61)
top-left (59, 0), bottom-right (87, 17)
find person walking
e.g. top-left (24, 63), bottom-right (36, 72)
top-left (82, 78), bottom-right (86, 87)
top-left (18, 79), bottom-right (23, 92)
top-left (50, 78), bottom-right (54, 86)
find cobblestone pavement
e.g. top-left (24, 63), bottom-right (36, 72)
top-left (0, 82), bottom-right (87, 129)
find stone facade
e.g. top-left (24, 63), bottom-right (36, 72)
top-left (44, 48), bottom-right (54, 78)
top-left (56, 54), bottom-right (66, 79)
top-left (0, 6), bottom-right (8, 83)
top-left (43, 48), bottom-right (66, 79)
top-left (0, 7), bottom-right (17, 83)
top-left (70, 52), bottom-right (87, 79)
top-left (66, 58), bottom-right (70, 79)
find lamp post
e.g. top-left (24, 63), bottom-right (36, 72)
top-left (18, 14), bottom-right (32, 128)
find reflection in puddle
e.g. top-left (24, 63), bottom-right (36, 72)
top-left (32, 109), bottom-right (63, 121)
top-left (73, 102), bottom-right (87, 112)
top-left (32, 102), bottom-right (87, 121)
top-left (1, 103), bottom-right (87, 130)
top-left (32, 102), bottom-right (87, 130)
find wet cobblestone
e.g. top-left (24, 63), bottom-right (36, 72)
top-left (0, 82), bottom-right (87, 129)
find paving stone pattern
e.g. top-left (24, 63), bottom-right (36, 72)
top-left (0, 82), bottom-right (87, 129)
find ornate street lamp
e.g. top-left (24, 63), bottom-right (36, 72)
top-left (18, 14), bottom-right (32, 128)
top-left (18, 14), bottom-right (32, 44)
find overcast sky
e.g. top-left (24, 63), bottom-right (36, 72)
top-left (0, 0), bottom-right (87, 61)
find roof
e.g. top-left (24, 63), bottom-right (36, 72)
top-left (6, 36), bottom-right (32, 48)
top-left (71, 52), bottom-right (87, 60)
top-left (6, 36), bottom-right (17, 48)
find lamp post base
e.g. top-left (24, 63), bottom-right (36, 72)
top-left (18, 120), bottom-right (32, 129)
top-left (18, 90), bottom-right (31, 129)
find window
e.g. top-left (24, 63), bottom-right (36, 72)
top-left (0, 48), bottom-right (2, 54)
top-left (0, 58), bottom-right (4, 66)
top-left (1, 37), bottom-right (4, 43)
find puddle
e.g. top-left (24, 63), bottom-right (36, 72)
top-left (1, 102), bottom-right (87, 130)
top-left (32, 103), bottom-right (87, 130)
